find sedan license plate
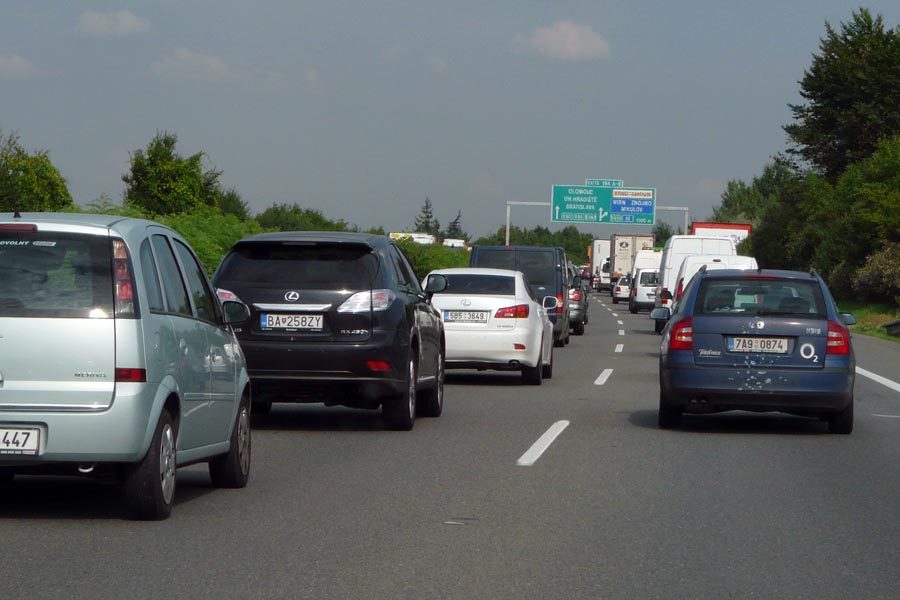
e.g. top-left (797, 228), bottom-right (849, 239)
top-left (0, 427), bottom-right (40, 455)
top-left (260, 313), bottom-right (324, 331)
top-left (728, 337), bottom-right (788, 353)
top-left (443, 310), bottom-right (489, 323)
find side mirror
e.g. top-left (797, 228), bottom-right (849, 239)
top-left (650, 307), bottom-right (671, 321)
top-left (223, 300), bottom-right (251, 325)
top-left (840, 312), bottom-right (857, 326)
top-left (542, 296), bottom-right (559, 310)
top-left (424, 274), bottom-right (448, 295)
top-left (660, 289), bottom-right (673, 301)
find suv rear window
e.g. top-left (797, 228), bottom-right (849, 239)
top-left (696, 278), bottom-right (826, 317)
top-left (474, 250), bottom-right (555, 286)
top-left (216, 243), bottom-right (379, 288)
top-left (0, 232), bottom-right (113, 318)
top-left (441, 274), bottom-right (515, 296)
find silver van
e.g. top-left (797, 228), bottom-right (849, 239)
top-left (0, 213), bottom-right (252, 519)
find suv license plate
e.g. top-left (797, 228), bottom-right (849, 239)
top-left (0, 427), bottom-right (40, 455)
top-left (261, 313), bottom-right (324, 330)
top-left (728, 337), bottom-right (788, 353)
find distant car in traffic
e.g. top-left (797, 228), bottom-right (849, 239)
top-left (424, 268), bottom-right (556, 384)
top-left (0, 213), bottom-right (253, 519)
top-left (567, 262), bottom-right (588, 335)
top-left (611, 274), bottom-right (631, 304)
top-left (629, 268), bottom-right (659, 313)
top-left (213, 232), bottom-right (447, 430)
top-left (651, 268), bottom-right (856, 433)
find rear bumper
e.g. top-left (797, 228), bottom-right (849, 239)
top-left (445, 328), bottom-right (541, 369)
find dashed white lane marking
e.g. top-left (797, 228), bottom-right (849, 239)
top-left (516, 420), bottom-right (570, 466)
top-left (618, 329), bottom-right (625, 336)
top-left (593, 369), bottom-right (613, 385)
top-left (612, 313), bottom-right (619, 317)
top-left (617, 320), bottom-right (623, 325)
top-left (872, 414), bottom-right (900, 419)
top-left (856, 367), bottom-right (900, 394)
top-left (615, 344), bottom-right (623, 353)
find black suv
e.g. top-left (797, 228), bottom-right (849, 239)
top-left (213, 232), bottom-right (447, 430)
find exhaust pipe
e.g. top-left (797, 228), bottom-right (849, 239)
top-left (77, 464), bottom-right (95, 474)
top-left (508, 360), bottom-right (521, 368)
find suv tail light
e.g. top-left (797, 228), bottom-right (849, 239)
top-left (568, 287), bottom-right (582, 302)
top-left (669, 317), bottom-right (693, 351)
top-left (495, 304), bottom-right (529, 318)
top-left (216, 288), bottom-right (241, 302)
top-left (112, 239), bottom-right (137, 318)
top-left (337, 289), bottom-right (396, 313)
top-left (556, 293), bottom-right (564, 314)
top-left (826, 321), bottom-right (850, 355)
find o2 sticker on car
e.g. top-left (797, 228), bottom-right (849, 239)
top-left (800, 342), bottom-right (819, 363)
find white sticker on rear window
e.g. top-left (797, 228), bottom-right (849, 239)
top-left (32, 241), bottom-right (57, 247)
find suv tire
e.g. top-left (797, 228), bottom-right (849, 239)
top-left (417, 351), bottom-right (444, 418)
top-left (573, 321), bottom-right (585, 336)
top-left (657, 392), bottom-right (681, 429)
top-left (629, 301), bottom-right (638, 314)
top-left (209, 396), bottom-right (251, 488)
top-left (125, 410), bottom-right (176, 520)
top-left (384, 353), bottom-right (417, 430)
top-left (828, 398), bottom-right (853, 434)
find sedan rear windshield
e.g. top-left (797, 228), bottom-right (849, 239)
top-left (440, 274), bottom-right (516, 296)
top-left (0, 232), bottom-right (113, 318)
top-left (696, 278), bottom-right (826, 317)
top-left (475, 250), bottom-right (555, 286)
top-left (215, 243), bottom-right (379, 288)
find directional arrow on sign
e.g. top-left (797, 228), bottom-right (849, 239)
top-left (555, 206), bottom-right (560, 220)
top-left (598, 208), bottom-right (608, 221)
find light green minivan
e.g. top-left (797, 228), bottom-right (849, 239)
top-left (0, 213), bottom-right (252, 519)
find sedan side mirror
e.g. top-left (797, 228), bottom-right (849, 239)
top-left (424, 274), bottom-right (448, 296)
top-left (542, 296), bottom-right (559, 310)
top-left (650, 307), bottom-right (671, 321)
top-left (223, 300), bottom-right (251, 325)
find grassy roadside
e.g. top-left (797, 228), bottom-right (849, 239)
top-left (835, 300), bottom-right (900, 344)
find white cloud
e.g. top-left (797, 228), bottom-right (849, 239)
top-left (0, 54), bottom-right (35, 78)
top-left (514, 21), bottom-right (610, 61)
top-left (425, 56), bottom-right (449, 73)
top-left (75, 10), bottom-right (151, 37)
top-left (152, 48), bottom-right (237, 83)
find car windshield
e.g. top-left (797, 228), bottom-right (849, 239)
top-left (0, 231), bottom-right (113, 318)
top-left (438, 274), bottom-right (516, 296)
top-left (216, 242), bottom-right (379, 288)
top-left (696, 277), bottom-right (826, 317)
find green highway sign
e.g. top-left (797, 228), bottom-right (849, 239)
top-left (585, 178), bottom-right (623, 187)
top-left (550, 185), bottom-right (656, 225)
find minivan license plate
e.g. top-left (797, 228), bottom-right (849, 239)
top-left (728, 337), bottom-right (788, 353)
top-left (261, 313), bottom-right (323, 330)
top-left (0, 427), bottom-right (40, 455)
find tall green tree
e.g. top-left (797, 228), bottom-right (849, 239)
top-left (443, 210), bottom-right (468, 240)
top-left (122, 131), bottom-right (221, 215)
top-left (217, 187), bottom-right (251, 220)
top-left (0, 131), bottom-right (73, 212)
top-left (784, 8), bottom-right (900, 180)
top-left (652, 222), bottom-right (678, 247)
top-left (256, 203), bottom-right (353, 232)
top-left (413, 197), bottom-right (440, 235)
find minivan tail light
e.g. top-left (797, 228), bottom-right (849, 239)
top-left (669, 317), bottom-right (693, 351)
top-left (337, 289), bottom-right (396, 312)
top-left (115, 368), bottom-right (147, 383)
top-left (661, 287), bottom-right (670, 306)
top-left (675, 278), bottom-right (684, 301)
top-left (556, 293), bottom-right (564, 313)
top-left (495, 304), bottom-right (529, 318)
top-left (112, 239), bottom-right (137, 318)
top-left (826, 321), bottom-right (850, 355)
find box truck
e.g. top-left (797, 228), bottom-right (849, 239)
top-left (609, 234), bottom-right (654, 280)
top-left (590, 239), bottom-right (612, 290)
top-left (690, 222), bottom-right (752, 246)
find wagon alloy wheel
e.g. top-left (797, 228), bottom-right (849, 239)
top-left (210, 397), bottom-right (252, 488)
top-left (124, 410), bottom-right (177, 520)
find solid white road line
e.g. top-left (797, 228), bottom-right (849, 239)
top-left (856, 367), bottom-right (900, 394)
top-left (872, 414), bottom-right (900, 419)
top-left (516, 420), bottom-right (570, 466)
top-left (594, 368), bottom-right (613, 385)
top-left (618, 329), bottom-right (625, 336)
top-left (615, 344), bottom-right (623, 353)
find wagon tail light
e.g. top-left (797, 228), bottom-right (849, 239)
top-left (826, 321), bottom-right (850, 355)
top-left (556, 293), bottom-right (564, 313)
top-left (669, 317), bottom-right (693, 351)
top-left (337, 289), bottom-right (396, 313)
top-left (112, 239), bottom-right (138, 318)
top-left (495, 304), bottom-right (529, 319)
top-left (568, 288), bottom-right (582, 302)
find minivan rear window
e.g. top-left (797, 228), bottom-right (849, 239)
top-left (639, 271), bottom-right (658, 285)
top-left (216, 243), bottom-right (379, 288)
top-left (0, 232), bottom-right (113, 318)
top-left (696, 278), bottom-right (826, 317)
top-left (474, 250), bottom-right (555, 286)
top-left (440, 274), bottom-right (516, 296)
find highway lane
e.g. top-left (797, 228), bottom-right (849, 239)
top-left (0, 294), bottom-right (898, 599)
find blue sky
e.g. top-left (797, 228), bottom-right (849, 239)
top-left (2, 2), bottom-right (897, 238)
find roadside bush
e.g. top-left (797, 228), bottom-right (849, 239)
top-left (157, 206), bottom-right (266, 273)
top-left (854, 243), bottom-right (900, 307)
top-left (395, 239), bottom-right (470, 280)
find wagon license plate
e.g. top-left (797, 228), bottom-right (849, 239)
top-left (728, 337), bottom-right (788, 353)
top-left (260, 313), bottom-right (323, 330)
top-left (443, 310), bottom-right (489, 323)
top-left (0, 427), bottom-right (40, 455)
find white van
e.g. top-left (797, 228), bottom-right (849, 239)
top-left (672, 254), bottom-right (758, 304)
top-left (629, 249), bottom-right (663, 281)
top-left (654, 236), bottom-right (736, 312)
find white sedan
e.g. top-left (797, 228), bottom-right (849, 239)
top-left (423, 268), bottom-right (556, 384)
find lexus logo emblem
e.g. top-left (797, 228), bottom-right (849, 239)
top-left (461, 298), bottom-right (472, 307)
top-left (284, 291), bottom-right (300, 302)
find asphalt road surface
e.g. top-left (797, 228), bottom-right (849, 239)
top-left (2, 294), bottom-right (898, 599)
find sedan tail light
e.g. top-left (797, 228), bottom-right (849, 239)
top-left (826, 321), bottom-right (850, 355)
top-left (669, 317), bottom-right (693, 351)
top-left (495, 304), bottom-right (529, 318)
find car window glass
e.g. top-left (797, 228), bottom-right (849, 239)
top-left (640, 271), bottom-right (658, 285)
top-left (151, 235), bottom-right (192, 317)
top-left (139, 239), bottom-right (165, 313)
top-left (521, 277), bottom-right (537, 302)
top-left (216, 243), bottom-right (378, 289)
top-left (388, 245), bottom-right (413, 288)
top-left (396, 247), bottom-right (422, 292)
top-left (696, 278), bottom-right (826, 317)
top-left (442, 274), bottom-right (516, 295)
top-left (174, 240), bottom-right (218, 324)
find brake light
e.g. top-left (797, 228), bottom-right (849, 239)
top-left (568, 288), bottom-right (582, 302)
top-left (365, 360), bottom-right (391, 372)
top-left (675, 278), bottom-right (684, 301)
top-left (0, 223), bottom-right (37, 232)
top-left (112, 239), bottom-right (137, 318)
top-left (661, 287), bottom-right (670, 306)
top-left (216, 288), bottom-right (241, 302)
top-left (495, 304), bottom-right (529, 318)
top-left (669, 317), bottom-right (693, 351)
top-left (115, 368), bottom-right (147, 382)
top-left (556, 293), bottom-right (564, 314)
top-left (337, 289), bottom-right (396, 312)
top-left (826, 321), bottom-right (850, 355)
